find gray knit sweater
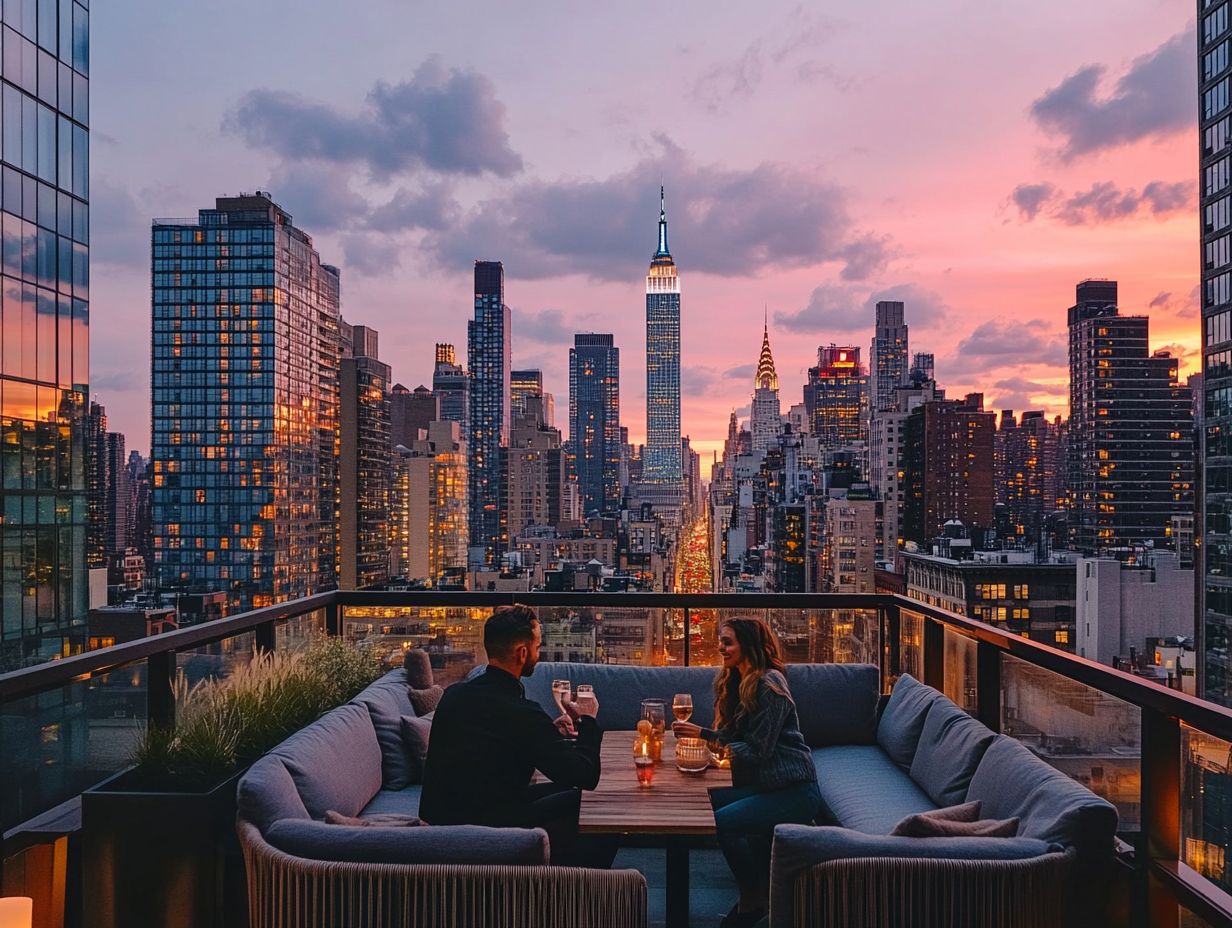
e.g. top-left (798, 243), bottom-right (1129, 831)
top-left (701, 669), bottom-right (816, 791)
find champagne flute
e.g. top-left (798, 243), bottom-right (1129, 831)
top-left (672, 693), bottom-right (693, 723)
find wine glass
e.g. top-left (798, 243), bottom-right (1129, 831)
top-left (672, 693), bottom-right (693, 723)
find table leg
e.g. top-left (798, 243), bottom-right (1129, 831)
top-left (665, 843), bottom-right (690, 928)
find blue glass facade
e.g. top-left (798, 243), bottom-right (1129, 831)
top-left (151, 194), bottom-right (341, 612)
top-left (644, 194), bottom-right (681, 488)
top-left (467, 260), bottom-right (509, 563)
top-left (0, 0), bottom-right (89, 669)
top-left (569, 333), bottom-right (620, 517)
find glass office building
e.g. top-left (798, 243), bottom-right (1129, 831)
top-left (151, 193), bottom-right (341, 613)
top-left (644, 189), bottom-right (681, 489)
top-left (467, 260), bottom-right (509, 564)
top-left (0, 0), bottom-right (90, 669)
top-left (569, 333), bottom-right (620, 517)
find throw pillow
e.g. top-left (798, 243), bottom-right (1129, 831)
top-left (893, 809), bottom-right (1019, 838)
top-left (325, 810), bottom-right (425, 827)
top-left (404, 648), bottom-right (434, 689)
top-left (409, 684), bottom-right (443, 716)
top-left (889, 800), bottom-right (981, 836)
top-left (401, 714), bottom-right (432, 780)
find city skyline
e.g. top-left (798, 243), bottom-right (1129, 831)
top-left (88, 2), bottom-right (1197, 470)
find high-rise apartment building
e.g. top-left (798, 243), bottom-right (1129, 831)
top-left (751, 322), bottom-right (782, 452)
top-left (0, 0), bottom-right (90, 667)
top-left (1201, 5), bottom-right (1232, 704)
top-left (151, 193), bottom-right (341, 611)
top-left (644, 188), bottom-right (682, 491)
top-left (902, 393), bottom-right (996, 545)
top-left (502, 397), bottom-right (566, 545)
top-left (804, 346), bottom-right (869, 448)
top-left (511, 368), bottom-right (553, 428)
top-left (432, 343), bottom-right (469, 435)
top-left (389, 383), bottom-right (437, 449)
top-left (467, 261), bottom-right (510, 563)
top-left (871, 301), bottom-right (909, 412)
top-left (569, 333), bottom-right (621, 517)
top-left (995, 410), bottom-right (1062, 546)
top-left (1066, 280), bottom-right (1193, 554)
top-left (339, 323), bottom-right (391, 591)
top-left (392, 420), bottom-right (468, 584)
top-left (870, 379), bottom-right (945, 561)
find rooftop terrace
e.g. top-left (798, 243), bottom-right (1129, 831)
top-left (1, 591), bottom-right (1229, 927)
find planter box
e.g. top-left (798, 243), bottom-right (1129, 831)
top-left (82, 767), bottom-right (246, 928)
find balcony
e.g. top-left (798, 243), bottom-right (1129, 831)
top-left (0, 590), bottom-right (1230, 927)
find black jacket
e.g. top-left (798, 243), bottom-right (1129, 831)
top-left (419, 666), bottom-right (604, 825)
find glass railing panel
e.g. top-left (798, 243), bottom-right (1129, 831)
top-left (900, 608), bottom-right (924, 681)
top-left (176, 631), bottom-right (257, 691)
top-left (943, 627), bottom-right (978, 714)
top-left (341, 604), bottom-right (490, 686)
top-left (1002, 652), bottom-right (1141, 833)
top-left (770, 608), bottom-right (881, 667)
top-left (1181, 905), bottom-right (1219, 927)
top-left (275, 609), bottom-right (325, 653)
top-left (1183, 724), bottom-right (1232, 894)
top-left (1, 661), bottom-right (147, 832)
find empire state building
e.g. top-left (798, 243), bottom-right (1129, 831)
top-left (644, 188), bottom-right (682, 495)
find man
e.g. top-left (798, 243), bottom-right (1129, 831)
top-left (420, 604), bottom-right (605, 865)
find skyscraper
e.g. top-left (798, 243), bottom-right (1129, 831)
top-left (804, 346), bottom-right (869, 449)
top-left (432, 343), bottom-right (469, 435)
top-left (569, 333), bottom-right (621, 517)
top-left (511, 368), bottom-right (554, 428)
top-left (501, 397), bottom-right (566, 545)
top-left (1066, 280), bottom-right (1193, 554)
top-left (995, 410), bottom-right (1062, 547)
top-left (644, 188), bottom-right (682, 491)
top-left (468, 260), bottom-right (510, 563)
top-left (871, 301), bottom-right (909, 412)
top-left (339, 323), bottom-right (391, 591)
top-left (0, 0), bottom-right (90, 667)
top-left (750, 321), bottom-right (782, 452)
top-left (1201, 5), bottom-right (1232, 704)
top-left (151, 193), bottom-right (341, 611)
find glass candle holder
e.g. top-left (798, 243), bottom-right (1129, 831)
top-left (675, 736), bottom-right (710, 773)
top-left (634, 756), bottom-right (655, 786)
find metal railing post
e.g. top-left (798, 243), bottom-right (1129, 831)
top-left (147, 650), bottom-right (176, 730)
top-left (884, 603), bottom-right (901, 691)
top-left (683, 607), bottom-right (691, 667)
top-left (976, 640), bottom-right (1001, 732)
top-left (923, 618), bottom-right (944, 692)
top-left (1140, 707), bottom-right (1181, 926)
top-left (255, 619), bottom-right (277, 654)
top-left (325, 598), bottom-right (341, 637)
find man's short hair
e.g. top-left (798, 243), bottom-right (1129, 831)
top-left (484, 604), bottom-right (538, 659)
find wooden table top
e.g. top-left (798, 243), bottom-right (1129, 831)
top-left (579, 730), bottom-right (732, 836)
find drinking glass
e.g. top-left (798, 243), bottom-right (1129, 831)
top-left (575, 684), bottom-right (597, 715)
top-left (672, 693), bottom-right (693, 723)
top-left (552, 679), bottom-right (572, 714)
top-left (641, 699), bottom-right (666, 761)
top-left (675, 736), bottom-right (710, 773)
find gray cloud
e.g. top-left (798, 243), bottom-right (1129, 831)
top-left (267, 163), bottom-right (371, 233)
top-left (341, 232), bottom-right (404, 276)
top-left (776, 282), bottom-right (947, 334)
top-left (958, 318), bottom-right (1059, 357)
top-left (91, 178), bottom-right (148, 267)
top-left (945, 319), bottom-right (1067, 380)
top-left (513, 308), bottom-right (574, 345)
top-left (1149, 285), bottom-right (1201, 318)
top-left (226, 57), bottom-right (522, 178)
top-left (426, 144), bottom-right (884, 281)
top-left (368, 183), bottom-right (458, 232)
top-left (90, 367), bottom-right (145, 393)
top-left (724, 363), bottom-right (756, 381)
top-left (1157, 342), bottom-right (1200, 363)
top-left (693, 44), bottom-right (764, 112)
top-left (839, 235), bottom-right (893, 281)
top-left (1054, 180), bottom-right (1193, 225)
top-left (1030, 28), bottom-right (1195, 160)
top-left (682, 365), bottom-right (721, 397)
top-left (1010, 183), bottom-right (1057, 221)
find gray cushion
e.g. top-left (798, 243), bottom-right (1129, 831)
top-left (967, 736), bottom-right (1119, 856)
top-left (909, 700), bottom-right (996, 807)
top-left (400, 715), bottom-right (432, 783)
top-left (524, 662), bottom-right (719, 731)
top-left (812, 745), bottom-right (936, 834)
top-left (271, 703), bottom-right (383, 819)
top-left (352, 671), bottom-right (420, 790)
top-left (877, 674), bottom-right (942, 770)
top-left (361, 785), bottom-right (423, 818)
top-left (265, 819), bottom-right (549, 865)
top-left (237, 755), bottom-right (310, 833)
top-left (787, 664), bottom-right (879, 746)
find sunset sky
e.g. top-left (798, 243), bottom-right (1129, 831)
top-left (91, 1), bottom-right (1199, 472)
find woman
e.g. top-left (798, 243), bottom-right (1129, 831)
top-left (672, 617), bottom-right (820, 928)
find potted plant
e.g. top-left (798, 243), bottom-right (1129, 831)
top-left (82, 637), bottom-right (382, 928)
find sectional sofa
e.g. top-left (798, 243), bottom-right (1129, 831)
top-left (525, 661), bottom-right (1118, 928)
top-left (235, 667), bottom-right (647, 928)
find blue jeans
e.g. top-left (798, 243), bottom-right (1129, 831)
top-left (709, 780), bottom-right (822, 893)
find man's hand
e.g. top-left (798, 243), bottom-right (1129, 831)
top-left (553, 714), bottom-right (577, 737)
top-left (565, 696), bottom-right (599, 721)
top-left (672, 721), bottom-right (702, 739)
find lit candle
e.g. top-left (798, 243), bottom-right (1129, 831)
top-left (0, 897), bottom-right (33, 928)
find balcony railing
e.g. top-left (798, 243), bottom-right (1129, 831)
top-left (2, 590), bottom-right (1231, 927)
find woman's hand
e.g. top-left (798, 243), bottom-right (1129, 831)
top-left (672, 721), bottom-right (702, 739)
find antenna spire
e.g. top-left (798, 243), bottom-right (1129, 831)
top-left (655, 186), bottom-right (670, 257)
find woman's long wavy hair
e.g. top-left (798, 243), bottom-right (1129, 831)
top-left (713, 617), bottom-right (786, 731)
